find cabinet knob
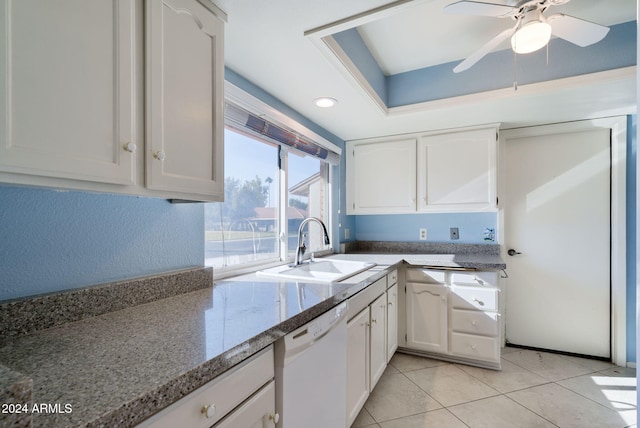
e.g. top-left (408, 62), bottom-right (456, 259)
top-left (268, 413), bottom-right (280, 424)
top-left (123, 142), bottom-right (137, 153)
top-left (471, 321), bottom-right (477, 326)
top-left (201, 403), bottom-right (216, 419)
top-left (371, 318), bottom-right (377, 324)
top-left (388, 301), bottom-right (393, 306)
top-left (154, 150), bottom-right (166, 161)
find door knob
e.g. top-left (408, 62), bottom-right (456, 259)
top-left (507, 248), bottom-right (522, 256)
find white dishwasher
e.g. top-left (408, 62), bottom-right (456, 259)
top-left (274, 302), bottom-right (348, 428)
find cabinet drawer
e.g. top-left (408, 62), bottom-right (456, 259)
top-left (214, 380), bottom-right (275, 428)
top-left (451, 309), bottom-right (499, 336)
top-left (139, 346), bottom-right (274, 428)
top-left (450, 332), bottom-right (500, 362)
top-left (450, 286), bottom-right (498, 311)
top-left (450, 271), bottom-right (498, 287)
top-left (406, 269), bottom-right (446, 284)
top-left (387, 269), bottom-right (398, 287)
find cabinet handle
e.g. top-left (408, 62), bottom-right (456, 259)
top-left (473, 298), bottom-right (485, 306)
top-left (268, 413), bottom-right (280, 424)
top-left (371, 318), bottom-right (377, 324)
top-left (153, 150), bottom-right (166, 161)
top-left (388, 301), bottom-right (393, 306)
top-left (201, 403), bottom-right (216, 419)
top-left (123, 142), bottom-right (137, 153)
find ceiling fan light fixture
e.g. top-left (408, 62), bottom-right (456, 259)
top-left (511, 20), bottom-right (552, 54)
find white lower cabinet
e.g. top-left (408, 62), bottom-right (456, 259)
top-left (346, 270), bottom-right (398, 426)
top-left (406, 282), bottom-right (448, 353)
top-left (346, 307), bottom-right (370, 426)
top-left (138, 346), bottom-right (277, 428)
top-left (404, 269), bottom-right (501, 369)
top-left (386, 283), bottom-right (398, 362)
top-left (369, 293), bottom-right (387, 389)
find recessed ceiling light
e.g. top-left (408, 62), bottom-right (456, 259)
top-left (313, 97), bottom-right (338, 108)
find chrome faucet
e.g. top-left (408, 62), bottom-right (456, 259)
top-left (293, 217), bottom-right (330, 266)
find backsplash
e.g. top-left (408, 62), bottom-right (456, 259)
top-left (354, 212), bottom-right (497, 243)
top-left (0, 267), bottom-right (213, 339)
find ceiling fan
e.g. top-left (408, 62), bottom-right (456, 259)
top-left (445, 0), bottom-right (610, 73)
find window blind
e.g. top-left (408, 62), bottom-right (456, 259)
top-left (225, 102), bottom-right (340, 165)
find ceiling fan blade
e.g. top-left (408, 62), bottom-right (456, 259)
top-left (547, 14), bottom-right (610, 47)
top-left (453, 24), bottom-right (518, 73)
top-left (445, 1), bottom-right (517, 17)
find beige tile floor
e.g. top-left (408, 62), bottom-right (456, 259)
top-left (352, 347), bottom-right (637, 428)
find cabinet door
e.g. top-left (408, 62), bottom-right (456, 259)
top-left (346, 307), bottom-right (370, 427)
top-left (0, 0), bottom-right (135, 184)
top-left (387, 284), bottom-right (398, 362)
top-left (346, 139), bottom-right (416, 214)
top-left (146, 0), bottom-right (224, 200)
top-left (214, 381), bottom-right (277, 428)
top-left (417, 128), bottom-right (497, 212)
top-left (369, 293), bottom-right (387, 391)
top-left (406, 282), bottom-right (448, 353)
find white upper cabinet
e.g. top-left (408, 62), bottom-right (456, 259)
top-left (346, 126), bottom-right (498, 215)
top-left (346, 139), bottom-right (416, 214)
top-left (146, 0), bottom-right (224, 199)
top-left (0, 0), bottom-right (225, 201)
top-left (0, 0), bottom-right (135, 184)
top-left (417, 128), bottom-right (497, 212)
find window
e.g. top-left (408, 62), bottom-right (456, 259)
top-left (205, 98), bottom-right (336, 273)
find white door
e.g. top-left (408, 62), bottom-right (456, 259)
top-left (346, 139), bottom-right (417, 214)
top-left (417, 127), bottom-right (497, 212)
top-left (387, 284), bottom-right (399, 362)
top-left (0, 0), bottom-right (135, 184)
top-left (369, 293), bottom-right (387, 391)
top-left (504, 127), bottom-right (611, 358)
top-left (406, 282), bottom-right (448, 354)
top-left (145, 0), bottom-right (224, 199)
top-left (346, 307), bottom-right (370, 427)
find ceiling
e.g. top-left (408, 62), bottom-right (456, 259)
top-left (215, 0), bottom-right (637, 142)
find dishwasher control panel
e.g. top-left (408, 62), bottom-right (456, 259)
top-left (309, 302), bottom-right (347, 339)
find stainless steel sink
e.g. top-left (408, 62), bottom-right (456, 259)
top-left (257, 259), bottom-right (376, 283)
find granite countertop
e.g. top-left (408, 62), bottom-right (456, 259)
top-left (0, 246), bottom-right (505, 427)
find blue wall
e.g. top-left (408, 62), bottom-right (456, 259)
top-left (354, 212), bottom-right (497, 243)
top-left (0, 70), bottom-right (345, 302)
top-left (333, 21), bottom-right (636, 109)
top-left (0, 186), bottom-right (203, 300)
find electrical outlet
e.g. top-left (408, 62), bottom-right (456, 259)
top-left (344, 228), bottom-right (350, 240)
top-left (419, 228), bottom-right (427, 240)
top-left (450, 227), bottom-right (459, 240)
